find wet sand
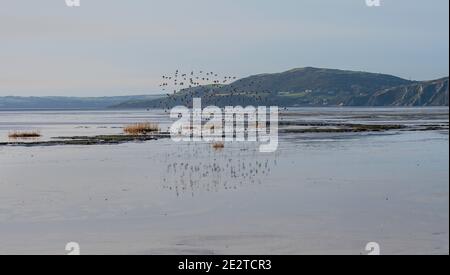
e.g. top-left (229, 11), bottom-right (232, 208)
top-left (0, 108), bottom-right (448, 254)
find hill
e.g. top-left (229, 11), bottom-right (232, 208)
top-left (367, 77), bottom-right (449, 106)
top-left (112, 67), bottom-right (448, 108)
top-left (0, 95), bottom-right (163, 110)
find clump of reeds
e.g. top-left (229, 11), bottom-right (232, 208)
top-left (8, 130), bottom-right (41, 139)
top-left (123, 123), bottom-right (160, 135)
top-left (212, 141), bottom-right (225, 150)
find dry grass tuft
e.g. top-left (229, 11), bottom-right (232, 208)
top-left (123, 123), bottom-right (160, 135)
top-left (8, 130), bottom-right (41, 139)
top-left (212, 141), bottom-right (225, 150)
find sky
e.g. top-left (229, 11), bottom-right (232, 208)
top-left (0, 0), bottom-right (448, 96)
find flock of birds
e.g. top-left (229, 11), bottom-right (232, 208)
top-left (155, 70), bottom-right (281, 112)
top-left (154, 70), bottom-right (283, 196)
top-left (159, 70), bottom-right (237, 94)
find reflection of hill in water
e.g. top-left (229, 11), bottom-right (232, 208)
top-left (161, 143), bottom-right (278, 197)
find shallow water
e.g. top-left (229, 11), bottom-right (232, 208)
top-left (0, 108), bottom-right (448, 254)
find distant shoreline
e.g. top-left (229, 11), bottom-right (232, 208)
top-left (1, 106), bottom-right (449, 112)
top-left (1, 68), bottom-right (448, 109)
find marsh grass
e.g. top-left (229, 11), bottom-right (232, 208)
top-left (212, 141), bottom-right (225, 150)
top-left (123, 123), bottom-right (160, 135)
top-left (8, 130), bottom-right (41, 139)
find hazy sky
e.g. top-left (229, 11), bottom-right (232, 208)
top-left (0, 0), bottom-right (448, 96)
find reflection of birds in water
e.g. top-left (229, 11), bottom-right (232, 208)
top-left (157, 70), bottom-right (277, 112)
top-left (160, 143), bottom-right (279, 197)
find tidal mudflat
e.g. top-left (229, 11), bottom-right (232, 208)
top-left (0, 108), bottom-right (448, 254)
